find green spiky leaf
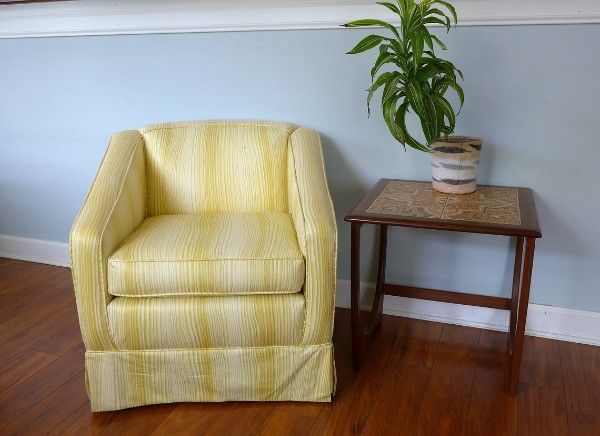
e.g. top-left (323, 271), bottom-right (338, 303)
top-left (376, 2), bottom-right (400, 15)
top-left (343, 0), bottom-right (463, 151)
top-left (367, 72), bottom-right (398, 114)
top-left (346, 34), bottom-right (386, 54)
top-left (343, 19), bottom-right (401, 39)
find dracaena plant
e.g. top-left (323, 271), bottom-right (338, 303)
top-left (343, 0), bottom-right (463, 152)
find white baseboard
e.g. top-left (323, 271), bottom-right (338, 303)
top-left (0, 234), bottom-right (70, 267)
top-left (0, 234), bottom-right (598, 346)
top-left (336, 280), bottom-right (600, 346)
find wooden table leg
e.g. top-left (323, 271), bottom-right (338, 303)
top-left (351, 223), bottom-right (388, 370)
top-left (366, 225), bottom-right (387, 335)
top-left (507, 237), bottom-right (536, 395)
top-left (508, 236), bottom-right (524, 354)
top-left (351, 222), bottom-right (364, 370)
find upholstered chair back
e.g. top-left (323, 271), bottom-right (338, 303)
top-left (140, 120), bottom-right (297, 216)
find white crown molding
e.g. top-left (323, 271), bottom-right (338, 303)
top-left (0, 234), bottom-right (598, 345)
top-left (1, 0), bottom-right (599, 39)
top-left (336, 280), bottom-right (600, 346)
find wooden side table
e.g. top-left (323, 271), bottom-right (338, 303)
top-left (345, 179), bottom-right (542, 395)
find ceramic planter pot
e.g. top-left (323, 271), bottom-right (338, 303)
top-left (431, 136), bottom-right (482, 194)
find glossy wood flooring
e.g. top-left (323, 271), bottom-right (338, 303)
top-left (1, 258), bottom-right (599, 435)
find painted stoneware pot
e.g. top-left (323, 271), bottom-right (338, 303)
top-left (431, 136), bottom-right (482, 194)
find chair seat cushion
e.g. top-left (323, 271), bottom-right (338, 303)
top-left (108, 212), bottom-right (305, 297)
top-left (108, 294), bottom-right (305, 349)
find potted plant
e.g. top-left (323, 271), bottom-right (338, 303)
top-left (343, 0), bottom-right (482, 194)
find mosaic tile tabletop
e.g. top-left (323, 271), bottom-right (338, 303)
top-left (366, 181), bottom-right (522, 226)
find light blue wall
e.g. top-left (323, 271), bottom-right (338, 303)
top-left (1, 25), bottom-right (599, 311)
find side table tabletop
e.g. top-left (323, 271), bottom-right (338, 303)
top-left (344, 179), bottom-right (542, 395)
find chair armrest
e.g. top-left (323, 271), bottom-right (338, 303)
top-left (70, 130), bottom-right (145, 351)
top-left (288, 127), bottom-right (337, 345)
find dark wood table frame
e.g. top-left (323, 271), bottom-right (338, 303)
top-left (345, 179), bottom-right (542, 395)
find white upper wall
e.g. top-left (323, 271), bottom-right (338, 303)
top-left (1, 0), bottom-right (600, 39)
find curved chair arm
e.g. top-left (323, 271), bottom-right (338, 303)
top-left (70, 131), bottom-right (145, 351)
top-left (288, 127), bottom-right (337, 345)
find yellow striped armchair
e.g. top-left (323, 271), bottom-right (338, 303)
top-left (70, 120), bottom-right (337, 411)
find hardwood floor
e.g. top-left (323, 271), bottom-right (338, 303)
top-left (1, 258), bottom-right (599, 435)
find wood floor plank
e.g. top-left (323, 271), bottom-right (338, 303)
top-left (0, 273), bottom-right (72, 325)
top-left (150, 403), bottom-right (230, 435)
top-left (0, 288), bottom-right (75, 345)
top-left (0, 263), bottom-right (69, 296)
top-left (308, 376), bottom-right (364, 436)
top-left (519, 336), bottom-right (563, 389)
top-left (390, 317), bottom-right (444, 369)
top-left (567, 412), bottom-right (600, 436)
top-left (257, 409), bottom-right (317, 435)
top-left (0, 260), bottom-right (43, 292)
top-left (1, 372), bottom-right (88, 435)
top-left (356, 313), bottom-right (403, 380)
top-left (517, 383), bottom-right (568, 436)
top-left (0, 344), bottom-right (84, 423)
top-left (559, 341), bottom-right (600, 416)
top-left (0, 350), bottom-right (57, 393)
top-left (361, 364), bottom-right (430, 435)
top-left (0, 267), bottom-right (58, 300)
top-left (359, 316), bottom-right (440, 434)
top-left (0, 303), bottom-right (78, 367)
top-left (272, 400), bottom-right (329, 419)
top-left (203, 402), bottom-right (274, 435)
top-left (34, 320), bottom-right (83, 356)
top-left (414, 324), bottom-right (481, 436)
top-left (95, 404), bottom-right (176, 435)
top-left (466, 330), bottom-right (517, 436)
top-left (0, 257), bottom-right (15, 267)
top-left (310, 315), bottom-right (400, 435)
top-left (0, 264), bottom-right (67, 301)
top-left (47, 402), bottom-right (114, 435)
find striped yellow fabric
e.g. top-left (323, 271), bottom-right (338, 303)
top-left (70, 120), bottom-right (337, 411)
top-left (108, 294), bottom-right (304, 349)
top-left (288, 128), bottom-right (337, 345)
top-left (86, 344), bottom-right (334, 411)
top-left (108, 212), bottom-right (304, 297)
top-left (70, 130), bottom-right (146, 351)
top-left (141, 121), bottom-right (297, 216)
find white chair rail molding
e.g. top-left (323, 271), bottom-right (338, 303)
top-left (1, 0), bottom-right (600, 38)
